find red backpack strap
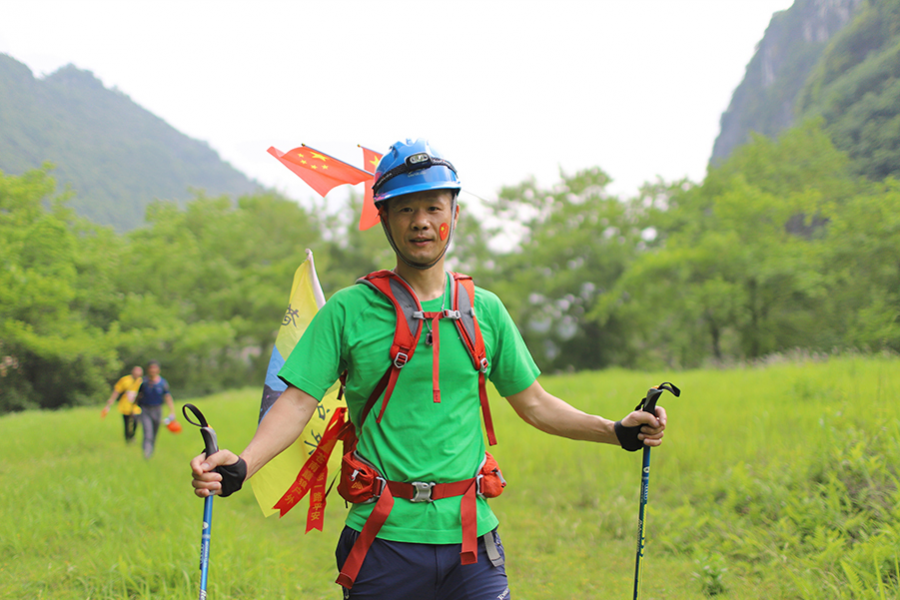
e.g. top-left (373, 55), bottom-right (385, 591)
top-left (356, 270), bottom-right (423, 426)
top-left (451, 273), bottom-right (497, 446)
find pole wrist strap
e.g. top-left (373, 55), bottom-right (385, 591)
top-left (214, 456), bottom-right (247, 497)
top-left (614, 421), bottom-right (643, 452)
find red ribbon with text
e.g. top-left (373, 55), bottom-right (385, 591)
top-left (272, 406), bottom-right (347, 530)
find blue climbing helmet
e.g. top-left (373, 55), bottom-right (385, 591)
top-left (372, 139), bottom-right (461, 206)
top-left (373, 139), bottom-right (461, 270)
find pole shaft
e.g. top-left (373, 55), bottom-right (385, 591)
top-left (199, 495), bottom-right (213, 599)
top-left (633, 446), bottom-right (651, 600)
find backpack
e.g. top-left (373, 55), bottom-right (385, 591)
top-left (272, 270), bottom-right (506, 589)
top-left (352, 269), bottom-right (496, 444)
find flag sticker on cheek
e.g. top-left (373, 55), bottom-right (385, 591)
top-left (439, 223), bottom-right (449, 241)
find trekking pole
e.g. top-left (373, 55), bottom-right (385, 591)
top-left (183, 403), bottom-right (219, 600)
top-left (632, 382), bottom-right (680, 600)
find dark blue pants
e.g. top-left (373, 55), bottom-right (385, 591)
top-left (335, 526), bottom-right (510, 600)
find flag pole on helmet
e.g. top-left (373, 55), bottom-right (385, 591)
top-left (371, 139), bottom-right (462, 271)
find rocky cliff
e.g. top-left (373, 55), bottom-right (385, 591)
top-left (711, 0), bottom-right (864, 163)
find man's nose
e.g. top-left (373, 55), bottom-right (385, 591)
top-left (411, 210), bottom-right (430, 229)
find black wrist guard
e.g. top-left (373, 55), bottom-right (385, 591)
top-left (614, 420), bottom-right (643, 452)
top-left (214, 456), bottom-right (247, 497)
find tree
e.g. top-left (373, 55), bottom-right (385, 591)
top-left (0, 168), bottom-right (119, 410)
top-left (816, 178), bottom-right (900, 351)
top-left (115, 191), bottom-right (321, 396)
top-left (482, 168), bottom-right (641, 371)
top-left (594, 122), bottom-right (855, 366)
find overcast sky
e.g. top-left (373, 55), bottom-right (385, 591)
top-left (1, 0), bottom-right (795, 208)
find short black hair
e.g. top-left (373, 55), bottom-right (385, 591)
top-left (147, 360), bottom-right (160, 368)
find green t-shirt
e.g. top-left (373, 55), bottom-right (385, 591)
top-left (278, 274), bottom-right (540, 544)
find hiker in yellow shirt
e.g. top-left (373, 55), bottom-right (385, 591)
top-left (102, 366), bottom-right (143, 443)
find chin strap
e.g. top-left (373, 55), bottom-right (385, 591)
top-left (379, 193), bottom-right (458, 271)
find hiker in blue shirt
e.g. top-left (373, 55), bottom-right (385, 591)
top-left (136, 360), bottom-right (176, 459)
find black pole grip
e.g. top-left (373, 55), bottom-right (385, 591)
top-left (641, 382), bottom-right (681, 414)
top-left (642, 388), bottom-right (663, 414)
top-left (183, 403), bottom-right (219, 457)
top-left (200, 427), bottom-right (219, 457)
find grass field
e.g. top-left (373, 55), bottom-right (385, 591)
top-left (2, 354), bottom-right (899, 599)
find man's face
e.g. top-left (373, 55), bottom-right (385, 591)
top-left (147, 363), bottom-right (160, 378)
top-left (383, 189), bottom-right (457, 267)
top-left (132, 366), bottom-right (143, 379)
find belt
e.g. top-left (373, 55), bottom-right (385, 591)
top-left (336, 476), bottom-right (480, 589)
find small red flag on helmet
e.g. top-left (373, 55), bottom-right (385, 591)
top-left (268, 145), bottom-right (372, 197)
top-left (359, 146), bottom-right (383, 231)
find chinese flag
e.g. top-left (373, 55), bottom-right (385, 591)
top-left (268, 145), bottom-right (372, 197)
top-left (359, 146), bottom-right (383, 231)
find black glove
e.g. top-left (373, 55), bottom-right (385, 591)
top-left (614, 420), bottom-right (644, 452)
top-left (213, 456), bottom-right (247, 497)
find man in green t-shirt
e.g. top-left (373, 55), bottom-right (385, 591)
top-left (191, 139), bottom-right (669, 600)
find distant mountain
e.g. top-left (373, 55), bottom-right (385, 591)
top-left (797, 0), bottom-right (900, 180)
top-left (711, 0), bottom-right (864, 163)
top-left (0, 53), bottom-right (261, 230)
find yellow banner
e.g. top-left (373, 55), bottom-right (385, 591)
top-left (250, 250), bottom-right (346, 518)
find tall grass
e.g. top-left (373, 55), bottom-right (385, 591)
top-left (1, 355), bottom-right (898, 599)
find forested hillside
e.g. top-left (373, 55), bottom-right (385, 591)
top-left (714, 0), bottom-right (900, 183)
top-left (0, 54), bottom-right (259, 230)
top-left (711, 0), bottom-right (863, 162)
top-left (799, 0), bottom-right (900, 179)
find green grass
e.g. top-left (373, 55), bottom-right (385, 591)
top-left (2, 355), bottom-right (899, 599)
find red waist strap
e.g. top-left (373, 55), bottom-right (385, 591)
top-left (336, 477), bottom-right (480, 589)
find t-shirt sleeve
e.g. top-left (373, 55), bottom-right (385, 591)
top-left (482, 290), bottom-right (541, 397)
top-left (277, 290), bottom-right (347, 401)
top-left (113, 377), bottom-right (129, 394)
